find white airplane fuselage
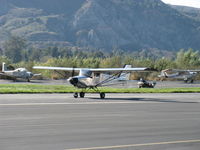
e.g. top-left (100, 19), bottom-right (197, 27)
top-left (159, 70), bottom-right (197, 83)
top-left (2, 68), bottom-right (33, 81)
top-left (67, 69), bottom-right (129, 88)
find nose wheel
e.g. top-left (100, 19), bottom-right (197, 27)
top-left (100, 93), bottom-right (105, 99)
top-left (73, 93), bottom-right (78, 98)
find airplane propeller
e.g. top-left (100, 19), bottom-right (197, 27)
top-left (68, 67), bottom-right (78, 86)
top-left (72, 66), bottom-right (75, 77)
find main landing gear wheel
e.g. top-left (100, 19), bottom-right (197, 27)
top-left (73, 92), bottom-right (78, 98)
top-left (100, 93), bottom-right (105, 99)
top-left (79, 92), bottom-right (85, 98)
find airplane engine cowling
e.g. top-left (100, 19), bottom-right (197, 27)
top-left (69, 77), bottom-right (79, 86)
top-left (27, 72), bottom-right (33, 78)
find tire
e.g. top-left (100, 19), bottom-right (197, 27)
top-left (73, 93), bottom-right (78, 98)
top-left (79, 92), bottom-right (85, 98)
top-left (100, 93), bottom-right (105, 99)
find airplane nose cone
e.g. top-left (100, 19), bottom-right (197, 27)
top-left (68, 77), bottom-right (78, 86)
top-left (28, 72), bottom-right (33, 77)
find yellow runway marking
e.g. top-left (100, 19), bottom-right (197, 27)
top-left (67, 139), bottom-right (200, 150)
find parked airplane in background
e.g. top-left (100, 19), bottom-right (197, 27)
top-left (33, 65), bottom-right (155, 98)
top-left (158, 69), bottom-right (200, 83)
top-left (0, 62), bottom-right (40, 82)
top-left (137, 78), bottom-right (156, 88)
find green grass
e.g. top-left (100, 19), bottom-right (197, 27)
top-left (0, 84), bottom-right (75, 94)
top-left (0, 84), bottom-right (200, 94)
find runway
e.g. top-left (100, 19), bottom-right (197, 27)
top-left (0, 93), bottom-right (200, 150)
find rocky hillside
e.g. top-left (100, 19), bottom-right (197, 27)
top-left (171, 5), bottom-right (200, 21)
top-left (0, 0), bottom-right (200, 51)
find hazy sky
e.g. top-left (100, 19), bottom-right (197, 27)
top-left (162, 0), bottom-right (200, 8)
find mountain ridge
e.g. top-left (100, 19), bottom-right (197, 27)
top-left (0, 0), bottom-right (200, 52)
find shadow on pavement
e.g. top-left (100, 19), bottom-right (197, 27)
top-left (89, 97), bottom-right (198, 104)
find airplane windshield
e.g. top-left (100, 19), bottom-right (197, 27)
top-left (16, 68), bottom-right (27, 72)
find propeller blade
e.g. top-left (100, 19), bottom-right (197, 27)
top-left (72, 67), bottom-right (75, 77)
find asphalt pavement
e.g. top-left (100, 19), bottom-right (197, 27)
top-left (0, 93), bottom-right (200, 150)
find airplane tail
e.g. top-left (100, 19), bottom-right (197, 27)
top-left (158, 69), bottom-right (169, 78)
top-left (118, 65), bottom-right (131, 81)
top-left (162, 70), bottom-right (168, 78)
top-left (2, 62), bottom-right (7, 72)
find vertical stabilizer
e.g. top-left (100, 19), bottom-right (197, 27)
top-left (163, 71), bottom-right (169, 78)
top-left (2, 62), bottom-right (7, 72)
top-left (160, 69), bottom-right (170, 78)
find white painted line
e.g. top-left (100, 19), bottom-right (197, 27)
top-left (0, 101), bottom-right (158, 106)
top-left (67, 139), bottom-right (200, 150)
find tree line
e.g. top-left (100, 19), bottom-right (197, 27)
top-left (1, 36), bottom-right (200, 79)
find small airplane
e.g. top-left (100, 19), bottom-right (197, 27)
top-left (0, 62), bottom-right (40, 82)
top-left (137, 78), bottom-right (156, 88)
top-left (33, 65), bottom-right (155, 98)
top-left (158, 69), bottom-right (200, 83)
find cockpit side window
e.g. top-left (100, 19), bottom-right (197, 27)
top-left (94, 73), bottom-right (100, 77)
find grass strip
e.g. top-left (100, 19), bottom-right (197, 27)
top-left (0, 84), bottom-right (200, 94)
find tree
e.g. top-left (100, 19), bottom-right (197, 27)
top-left (99, 56), bottom-right (122, 68)
top-left (3, 36), bottom-right (27, 63)
top-left (48, 47), bottom-right (60, 58)
top-left (0, 56), bottom-right (11, 65)
top-left (154, 58), bottom-right (176, 71)
top-left (176, 48), bottom-right (200, 69)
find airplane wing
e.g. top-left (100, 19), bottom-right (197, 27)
top-left (33, 66), bottom-right (156, 73)
top-left (0, 73), bottom-right (5, 76)
top-left (185, 70), bottom-right (200, 72)
top-left (165, 69), bottom-right (200, 73)
top-left (167, 69), bottom-right (188, 75)
top-left (0, 73), bottom-right (15, 78)
top-left (0, 72), bottom-right (8, 76)
top-left (33, 73), bottom-right (42, 76)
top-left (33, 66), bottom-right (81, 72)
top-left (88, 67), bottom-right (154, 72)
